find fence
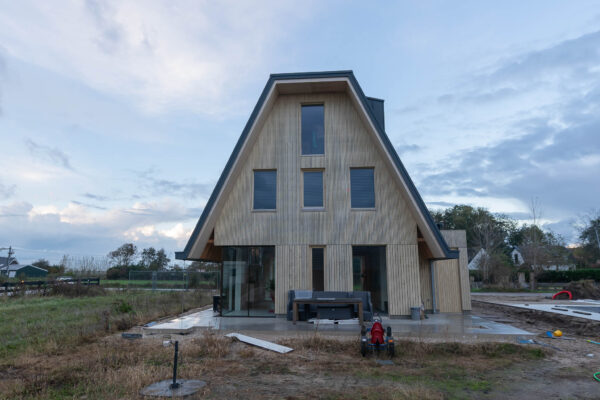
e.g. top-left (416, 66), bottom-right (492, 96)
top-left (0, 277), bottom-right (100, 294)
top-left (128, 270), bottom-right (220, 291)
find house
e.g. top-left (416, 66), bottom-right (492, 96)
top-left (176, 71), bottom-right (471, 318)
top-left (511, 248), bottom-right (524, 266)
top-left (468, 249), bottom-right (486, 271)
top-left (0, 264), bottom-right (48, 279)
top-left (0, 256), bottom-right (18, 270)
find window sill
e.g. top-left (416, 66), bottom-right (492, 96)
top-left (302, 207), bottom-right (325, 212)
top-left (252, 209), bottom-right (277, 213)
top-left (350, 208), bottom-right (376, 211)
top-left (300, 154), bottom-right (325, 157)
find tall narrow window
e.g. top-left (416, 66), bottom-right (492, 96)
top-left (301, 105), bottom-right (324, 155)
top-left (350, 168), bottom-right (375, 208)
top-left (303, 170), bottom-right (324, 208)
top-left (312, 247), bottom-right (325, 291)
top-left (253, 170), bottom-right (276, 210)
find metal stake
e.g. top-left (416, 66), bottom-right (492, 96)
top-left (170, 341), bottom-right (180, 389)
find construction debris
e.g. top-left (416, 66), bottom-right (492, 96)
top-left (563, 280), bottom-right (600, 300)
top-left (226, 333), bottom-right (293, 354)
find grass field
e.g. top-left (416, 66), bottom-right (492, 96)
top-left (100, 279), bottom-right (217, 289)
top-left (0, 329), bottom-right (550, 399)
top-left (0, 288), bottom-right (210, 362)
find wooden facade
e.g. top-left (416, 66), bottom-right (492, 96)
top-left (180, 72), bottom-right (471, 317)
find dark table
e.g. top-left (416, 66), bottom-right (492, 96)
top-left (292, 297), bottom-right (363, 325)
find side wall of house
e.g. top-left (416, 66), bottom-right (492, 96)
top-left (213, 91), bottom-right (421, 315)
top-left (433, 230), bottom-right (471, 313)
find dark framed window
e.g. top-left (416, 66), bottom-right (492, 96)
top-left (303, 170), bottom-right (324, 208)
top-left (350, 168), bottom-right (375, 208)
top-left (301, 104), bottom-right (324, 155)
top-left (312, 247), bottom-right (325, 291)
top-left (253, 170), bottom-right (276, 210)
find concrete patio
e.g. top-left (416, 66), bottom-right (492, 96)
top-left (142, 307), bottom-right (533, 339)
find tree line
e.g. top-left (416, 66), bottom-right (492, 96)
top-left (104, 244), bottom-right (171, 280)
top-left (430, 205), bottom-right (600, 284)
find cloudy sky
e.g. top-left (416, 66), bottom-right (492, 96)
top-left (0, 1), bottom-right (599, 264)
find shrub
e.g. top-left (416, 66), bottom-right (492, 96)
top-left (113, 299), bottom-right (134, 314)
top-left (536, 268), bottom-right (600, 282)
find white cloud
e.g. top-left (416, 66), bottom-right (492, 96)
top-left (124, 222), bottom-right (191, 246)
top-left (0, 1), bottom-right (313, 114)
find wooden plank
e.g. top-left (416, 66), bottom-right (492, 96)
top-left (225, 333), bottom-right (293, 353)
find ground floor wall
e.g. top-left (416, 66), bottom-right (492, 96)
top-left (273, 244), bottom-right (422, 316)
top-left (220, 237), bottom-right (470, 317)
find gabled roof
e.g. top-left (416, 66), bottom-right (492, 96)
top-left (176, 71), bottom-right (458, 261)
top-left (3, 264), bottom-right (47, 272)
top-left (0, 257), bottom-right (18, 267)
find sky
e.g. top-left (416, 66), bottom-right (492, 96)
top-left (0, 1), bottom-right (599, 265)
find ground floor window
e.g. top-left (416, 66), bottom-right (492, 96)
top-left (311, 247), bottom-right (325, 291)
top-left (221, 246), bottom-right (275, 317)
top-left (352, 246), bottom-right (388, 313)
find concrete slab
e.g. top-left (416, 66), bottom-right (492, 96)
top-left (143, 308), bottom-right (219, 334)
top-left (140, 379), bottom-right (206, 397)
top-left (142, 308), bottom-right (532, 338)
top-left (497, 302), bottom-right (600, 322)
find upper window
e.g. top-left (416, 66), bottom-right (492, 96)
top-left (253, 170), bottom-right (276, 210)
top-left (350, 168), bottom-right (375, 208)
top-left (303, 170), bottom-right (324, 208)
top-left (301, 105), bottom-right (324, 155)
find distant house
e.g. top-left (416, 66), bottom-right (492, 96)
top-left (510, 248), bottom-right (524, 266)
top-left (0, 264), bottom-right (48, 279)
top-left (468, 249), bottom-right (486, 271)
top-left (0, 256), bottom-right (19, 270)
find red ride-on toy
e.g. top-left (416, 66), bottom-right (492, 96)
top-left (360, 316), bottom-right (394, 357)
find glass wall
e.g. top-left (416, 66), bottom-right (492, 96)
top-left (352, 246), bottom-right (388, 313)
top-left (221, 246), bottom-right (275, 317)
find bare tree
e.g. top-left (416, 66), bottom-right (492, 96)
top-left (520, 198), bottom-right (548, 290)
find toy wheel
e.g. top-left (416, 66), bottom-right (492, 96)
top-left (361, 341), bottom-right (367, 357)
top-left (388, 342), bottom-right (395, 357)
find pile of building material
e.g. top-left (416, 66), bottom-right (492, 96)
top-left (564, 280), bottom-right (600, 300)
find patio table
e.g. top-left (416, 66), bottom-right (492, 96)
top-left (292, 297), bottom-right (363, 325)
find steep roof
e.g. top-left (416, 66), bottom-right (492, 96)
top-left (0, 257), bottom-right (18, 268)
top-left (176, 71), bottom-right (458, 261)
top-left (3, 264), bottom-right (47, 272)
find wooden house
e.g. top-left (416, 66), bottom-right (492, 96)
top-left (176, 71), bottom-right (471, 318)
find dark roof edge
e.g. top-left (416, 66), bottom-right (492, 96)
top-left (177, 71), bottom-right (456, 260)
top-left (345, 72), bottom-right (456, 259)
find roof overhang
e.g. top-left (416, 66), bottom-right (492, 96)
top-left (176, 71), bottom-right (458, 261)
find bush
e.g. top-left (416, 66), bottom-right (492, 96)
top-left (469, 270), bottom-right (482, 282)
top-left (537, 268), bottom-right (600, 283)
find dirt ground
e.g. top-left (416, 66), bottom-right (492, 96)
top-left (2, 294), bottom-right (600, 399)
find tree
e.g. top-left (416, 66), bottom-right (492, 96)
top-left (577, 211), bottom-right (600, 267)
top-left (430, 205), bottom-right (515, 283)
top-left (32, 259), bottom-right (50, 270)
top-left (108, 243), bottom-right (137, 267)
top-left (140, 247), bottom-right (170, 270)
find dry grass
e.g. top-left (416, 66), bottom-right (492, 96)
top-left (0, 290), bottom-right (211, 362)
top-left (0, 331), bottom-right (552, 400)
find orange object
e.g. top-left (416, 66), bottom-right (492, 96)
top-left (552, 290), bottom-right (572, 300)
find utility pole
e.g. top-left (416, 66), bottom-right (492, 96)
top-left (1, 246), bottom-right (14, 276)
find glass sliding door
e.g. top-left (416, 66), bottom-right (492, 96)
top-left (221, 246), bottom-right (275, 317)
top-left (352, 246), bottom-right (388, 314)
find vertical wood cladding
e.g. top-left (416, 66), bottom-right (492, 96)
top-left (214, 92), bottom-right (417, 247)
